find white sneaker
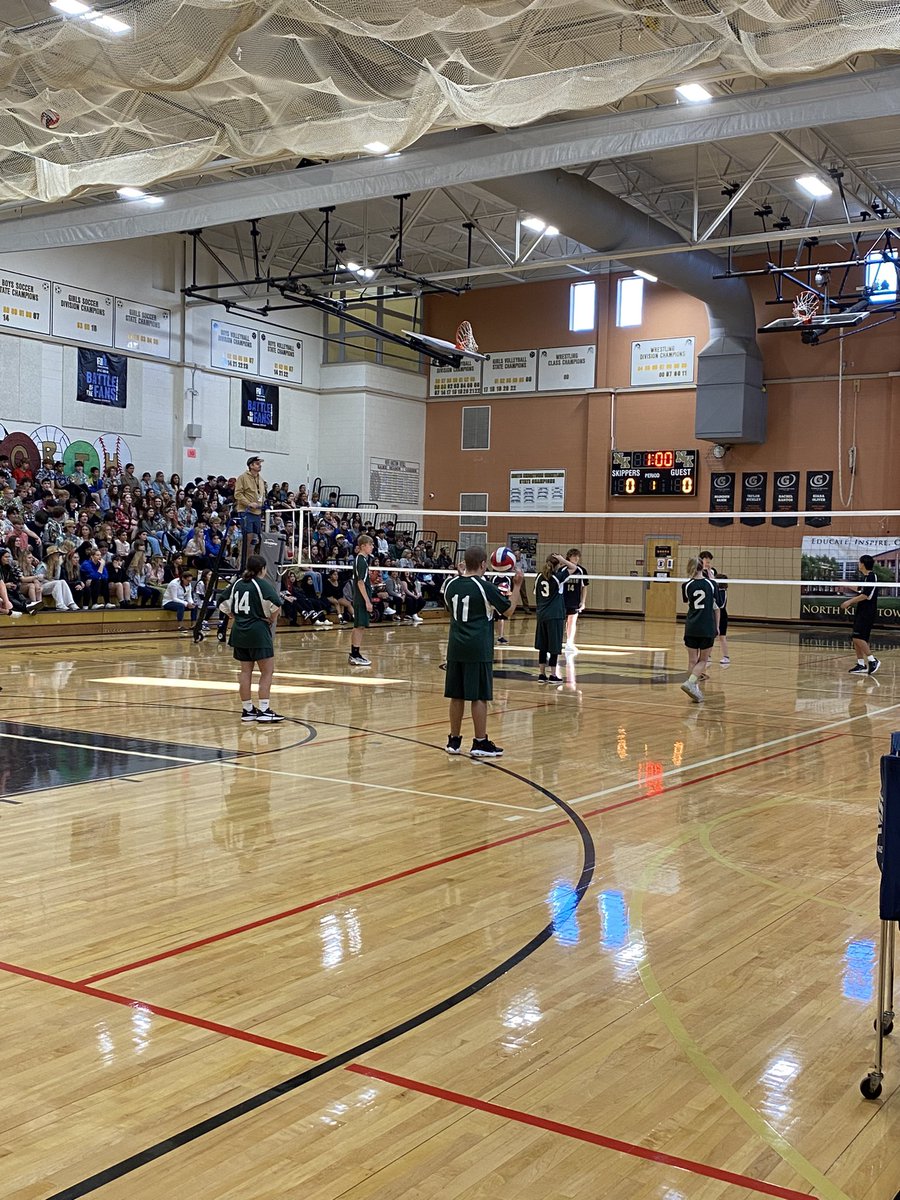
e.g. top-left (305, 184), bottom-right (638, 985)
top-left (411, 614), bottom-right (424, 623)
top-left (680, 680), bottom-right (704, 703)
top-left (91, 603), bottom-right (104, 610)
top-left (720, 656), bottom-right (731, 665)
top-left (348, 652), bottom-right (372, 666)
top-left (315, 618), bottom-right (333, 627)
top-left (9, 611), bottom-right (22, 618)
top-left (67, 603), bottom-right (79, 611)
top-left (104, 603), bottom-right (117, 609)
top-left (383, 606), bottom-right (396, 617)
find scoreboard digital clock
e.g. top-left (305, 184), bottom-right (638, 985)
top-left (610, 449), bottom-right (698, 497)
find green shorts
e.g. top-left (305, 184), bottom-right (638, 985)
top-left (443, 659), bottom-right (493, 702)
top-left (232, 644), bottom-right (274, 662)
top-left (353, 603), bottom-right (370, 629)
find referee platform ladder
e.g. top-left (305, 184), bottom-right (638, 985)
top-left (860, 732), bottom-right (900, 1104)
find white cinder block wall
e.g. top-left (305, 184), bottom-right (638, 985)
top-left (0, 236), bottom-right (425, 500)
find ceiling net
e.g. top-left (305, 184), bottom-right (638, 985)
top-left (3, 0), bottom-right (900, 203)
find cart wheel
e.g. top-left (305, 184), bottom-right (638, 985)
top-left (860, 1074), bottom-right (883, 1100)
top-left (193, 632), bottom-right (204, 643)
top-left (874, 1017), bottom-right (894, 1036)
top-left (217, 631), bottom-right (226, 643)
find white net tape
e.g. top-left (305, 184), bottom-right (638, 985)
top-left (3, 0), bottom-right (900, 202)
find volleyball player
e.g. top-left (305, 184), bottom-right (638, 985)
top-left (534, 552), bottom-right (580, 683)
top-left (563, 548), bottom-right (588, 652)
top-left (222, 553), bottom-right (285, 723)
top-left (488, 566), bottom-right (513, 644)
top-left (841, 554), bottom-right (881, 675)
top-left (444, 546), bottom-right (523, 757)
top-left (349, 533), bottom-right (374, 667)
top-left (681, 557), bottom-right (719, 703)
top-left (699, 550), bottom-right (729, 665)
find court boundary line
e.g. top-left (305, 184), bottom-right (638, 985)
top-left (77, 731), bottom-right (841, 985)
top-left (0, 956), bottom-right (820, 1200)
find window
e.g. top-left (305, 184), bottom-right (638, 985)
top-left (461, 405), bottom-right (490, 450)
top-left (459, 493), bottom-right (488, 527)
top-left (458, 531), bottom-right (488, 552)
top-left (866, 250), bottom-right (898, 305)
top-left (569, 280), bottom-right (597, 332)
top-left (616, 276), bottom-right (644, 327)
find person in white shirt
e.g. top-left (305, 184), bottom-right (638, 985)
top-left (162, 571), bottom-right (198, 633)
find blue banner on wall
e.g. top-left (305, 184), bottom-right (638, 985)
top-left (241, 380), bottom-right (279, 432)
top-left (76, 348), bottom-right (128, 408)
top-left (878, 749), bottom-right (900, 921)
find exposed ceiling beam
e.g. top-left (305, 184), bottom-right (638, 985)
top-left (5, 65), bottom-right (900, 253)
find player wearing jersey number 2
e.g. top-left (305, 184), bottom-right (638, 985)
top-left (222, 553), bottom-right (285, 723)
top-left (443, 545), bottom-right (523, 757)
top-left (680, 557), bottom-right (719, 704)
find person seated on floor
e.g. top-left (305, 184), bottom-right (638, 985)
top-left (162, 569), bottom-right (198, 633)
top-left (397, 571), bottom-right (425, 623)
top-left (29, 548), bottom-right (79, 611)
top-left (322, 568), bottom-right (353, 624)
top-left (278, 570), bottom-right (303, 625)
top-left (294, 571), bottom-right (332, 627)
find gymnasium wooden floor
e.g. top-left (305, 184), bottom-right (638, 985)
top-left (3, 615), bottom-right (899, 1200)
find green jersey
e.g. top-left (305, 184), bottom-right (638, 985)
top-left (535, 568), bottom-right (567, 621)
top-left (444, 574), bottom-right (511, 663)
top-left (227, 575), bottom-right (282, 648)
top-left (682, 576), bottom-right (718, 639)
top-left (353, 552), bottom-right (372, 602)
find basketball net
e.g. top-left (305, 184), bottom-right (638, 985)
top-left (455, 320), bottom-right (478, 353)
top-left (792, 290), bottom-right (820, 325)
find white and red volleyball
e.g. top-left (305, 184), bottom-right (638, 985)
top-left (41, 110), bottom-right (61, 130)
top-left (489, 546), bottom-right (516, 572)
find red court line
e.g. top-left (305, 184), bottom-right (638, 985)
top-left (77, 731), bottom-right (842, 985)
top-left (0, 956), bottom-right (815, 1200)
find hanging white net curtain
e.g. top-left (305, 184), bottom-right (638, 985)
top-left (2, 0), bottom-right (900, 203)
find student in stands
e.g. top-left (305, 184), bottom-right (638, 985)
top-left (162, 570), bottom-right (198, 633)
top-left (29, 549), bottom-right (79, 611)
top-left (81, 547), bottom-right (115, 609)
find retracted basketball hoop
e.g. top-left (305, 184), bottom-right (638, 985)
top-left (455, 320), bottom-right (478, 353)
top-left (792, 290), bottom-right (820, 325)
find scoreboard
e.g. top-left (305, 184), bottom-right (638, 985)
top-left (610, 449), bottom-right (698, 497)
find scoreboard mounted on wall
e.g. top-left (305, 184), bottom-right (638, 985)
top-left (610, 449), bottom-right (698, 497)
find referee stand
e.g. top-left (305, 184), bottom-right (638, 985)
top-left (860, 733), bottom-right (900, 1104)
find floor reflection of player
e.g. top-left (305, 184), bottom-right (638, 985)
top-left (211, 771), bottom-right (275, 875)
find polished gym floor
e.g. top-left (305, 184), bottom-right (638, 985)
top-left (2, 615), bottom-right (898, 1199)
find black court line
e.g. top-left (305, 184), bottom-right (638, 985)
top-left (47, 731), bottom-right (595, 1199)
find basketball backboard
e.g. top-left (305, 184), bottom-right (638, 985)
top-left (758, 312), bottom-right (870, 333)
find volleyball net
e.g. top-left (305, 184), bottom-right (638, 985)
top-left (265, 505), bottom-right (900, 625)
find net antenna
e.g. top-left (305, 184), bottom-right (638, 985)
top-left (792, 290), bottom-right (820, 325)
top-left (455, 320), bottom-right (478, 353)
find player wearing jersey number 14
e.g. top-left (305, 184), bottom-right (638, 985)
top-left (221, 554), bottom-right (285, 723)
top-left (443, 545), bottom-right (523, 757)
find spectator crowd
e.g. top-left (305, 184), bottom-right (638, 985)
top-left (0, 451), bottom-right (453, 630)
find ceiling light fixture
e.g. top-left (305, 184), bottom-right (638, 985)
top-left (50, 0), bottom-right (93, 13)
top-left (796, 174), bottom-right (832, 199)
top-left (521, 216), bottom-right (546, 233)
top-left (634, 269), bottom-right (658, 282)
top-left (544, 225), bottom-right (560, 237)
top-left (363, 141), bottom-right (390, 155)
top-left (89, 13), bottom-right (130, 32)
top-left (675, 82), bottom-right (712, 102)
top-left (117, 186), bottom-right (146, 199)
top-left (345, 261), bottom-right (360, 271)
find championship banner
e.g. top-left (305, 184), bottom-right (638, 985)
top-left (52, 284), bottom-right (114, 346)
top-left (739, 472), bottom-right (767, 526)
top-left (878, 752), bottom-right (900, 921)
top-left (482, 349), bottom-right (537, 395)
top-left (1, 269), bottom-right (51, 335)
top-left (772, 471), bottom-right (800, 527)
top-left (76, 348), bottom-right (127, 408)
top-left (240, 381), bottom-right (279, 431)
top-left (805, 470), bottom-right (834, 527)
top-left (708, 472), bottom-right (735, 526)
top-left (114, 297), bottom-right (171, 359)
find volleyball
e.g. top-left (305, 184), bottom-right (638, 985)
top-left (490, 546), bottom-right (516, 571)
top-left (41, 110), bottom-right (60, 129)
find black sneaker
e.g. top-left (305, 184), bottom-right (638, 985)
top-left (497, 637), bottom-right (509, 645)
top-left (349, 651), bottom-right (372, 667)
top-left (849, 664), bottom-right (869, 675)
top-left (256, 709), bottom-right (285, 723)
top-left (240, 707), bottom-right (261, 723)
top-left (547, 674), bottom-right (563, 684)
top-left (868, 658), bottom-right (881, 674)
top-left (445, 735), bottom-right (463, 754)
top-left (538, 674), bottom-right (548, 684)
top-left (471, 738), bottom-right (503, 758)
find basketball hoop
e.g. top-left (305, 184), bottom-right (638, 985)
top-left (455, 320), bottom-right (478, 353)
top-left (792, 290), bottom-right (820, 325)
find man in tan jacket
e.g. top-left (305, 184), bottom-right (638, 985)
top-left (234, 456), bottom-right (267, 553)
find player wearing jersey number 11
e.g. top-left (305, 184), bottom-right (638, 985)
top-left (443, 545), bottom-right (523, 757)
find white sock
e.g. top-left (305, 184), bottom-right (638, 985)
top-left (259, 699), bottom-right (270, 712)
top-left (242, 700), bottom-right (254, 713)
top-left (858, 658), bottom-right (866, 666)
top-left (868, 655), bottom-right (876, 662)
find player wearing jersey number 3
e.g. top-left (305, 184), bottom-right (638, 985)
top-left (680, 557), bottom-right (719, 703)
top-left (443, 546), bottom-right (523, 757)
top-left (221, 553), bottom-right (285, 723)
